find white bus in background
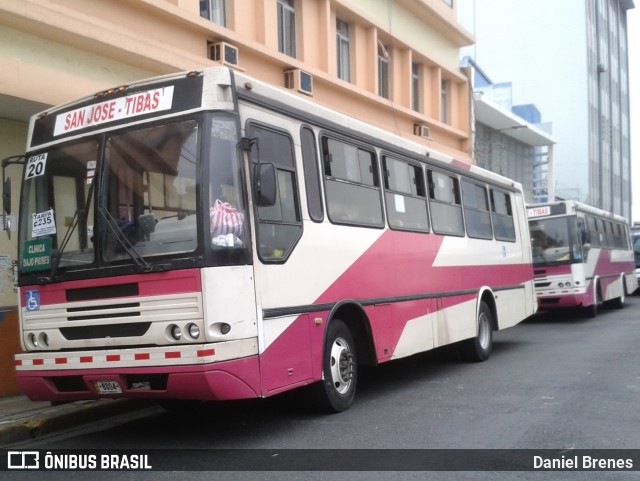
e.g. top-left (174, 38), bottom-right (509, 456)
top-left (528, 201), bottom-right (635, 317)
top-left (632, 225), bottom-right (640, 293)
top-left (8, 67), bottom-right (536, 412)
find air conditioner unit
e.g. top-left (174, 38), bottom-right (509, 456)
top-left (208, 41), bottom-right (239, 67)
top-left (284, 69), bottom-right (313, 96)
top-left (413, 124), bottom-right (431, 138)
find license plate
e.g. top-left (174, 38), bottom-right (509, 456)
top-left (94, 380), bottom-right (122, 394)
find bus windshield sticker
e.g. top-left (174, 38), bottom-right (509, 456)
top-left (86, 160), bottom-right (97, 185)
top-left (21, 239), bottom-right (52, 273)
top-left (31, 209), bottom-right (56, 237)
top-left (53, 86), bottom-right (175, 136)
top-left (25, 290), bottom-right (40, 311)
top-left (394, 194), bottom-right (406, 213)
top-left (24, 153), bottom-right (47, 180)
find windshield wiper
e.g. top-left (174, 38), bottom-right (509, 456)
top-left (98, 207), bottom-right (152, 272)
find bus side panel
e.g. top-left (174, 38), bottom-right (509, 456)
top-left (259, 314), bottom-right (313, 396)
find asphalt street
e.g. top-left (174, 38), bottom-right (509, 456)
top-left (5, 295), bottom-right (640, 481)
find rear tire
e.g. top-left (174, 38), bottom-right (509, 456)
top-left (313, 319), bottom-right (357, 413)
top-left (459, 301), bottom-right (493, 362)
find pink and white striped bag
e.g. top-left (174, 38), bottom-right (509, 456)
top-left (210, 200), bottom-right (244, 237)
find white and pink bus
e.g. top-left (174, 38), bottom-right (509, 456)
top-left (528, 201), bottom-right (635, 317)
top-left (8, 67), bottom-right (536, 412)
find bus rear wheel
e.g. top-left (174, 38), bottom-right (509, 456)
top-left (313, 319), bottom-right (357, 413)
top-left (459, 301), bottom-right (493, 362)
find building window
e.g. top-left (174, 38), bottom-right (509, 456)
top-left (378, 42), bottom-right (390, 99)
top-left (442, 0), bottom-right (453, 6)
top-left (440, 78), bottom-right (448, 123)
top-left (277, 0), bottom-right (296, 58)
top-left (200, 0), bottom-right (226, 27)
top-left (336, 18), bottom-right (351, 82)
top-left (412, 63), bottom-right (421, 112)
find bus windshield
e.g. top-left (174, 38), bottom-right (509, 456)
top-left (633, 235), bottom-right (640, 268)
top-left (530, 217), bottom-right (582, 267)
top-left (18, 120), bottom-right (201, 276)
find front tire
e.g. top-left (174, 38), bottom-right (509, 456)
top-left (313, 319), bottom-right (357, 413)
top-left (459, 301), bottom-right (493, 362)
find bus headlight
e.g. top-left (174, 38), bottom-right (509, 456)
top-left (28, 333), bottom-right (38, 348)
top-left (169, 324), bottom-right (182, 341)
top-left (187, 323), bottom-right (200, 339)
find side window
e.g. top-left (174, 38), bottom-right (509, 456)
top-left (383, 156), bottom-right (429, 232)
top-left (246, 123), bottom-right (302, 262)
top-left (427, 170), bottom-right (464, 236)
top-left (322, 136), bottom-right (383, 227)
top-left (300, 127), bottom-right (323, 222)
top-left (604, 221), bottom-right (614, 248)
top-left (461, 180), bottom-right (492, 240)
top-left (588, 216), bottom-right (600, 247)
top-left (490, 189), bottom-right (516, 242)
top-left (619, 223), bottom-right (630, 250)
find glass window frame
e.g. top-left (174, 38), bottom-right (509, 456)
top-left (490, 188), bottom-right (516, 242)
top-left (336, 18), bottom-right (351, 82)
top-left (321, 134), bottom-right (384, 228)
top-left (383, 154), bottom-right (430, 233)
top-left (246, 121), bottom-right (303, 264)
top-left (300, 125), bottom-right (324, 223)
top-left (277, 0), bottom-right (297, 58)
top-left (461, 179), bottom-right (493, 240)
top-left (427, 169), bottom-right (465, 237)
top-left (378, 42), bottom-right (390, 99)
top-left (412, 62), bottom-right (421, 112)
top-left (200, 0), bottom-right (227, 27)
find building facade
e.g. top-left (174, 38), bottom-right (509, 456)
top-left (463, 57), bottom-right (555, 204)
top-left (460, 0), bottom-right (634, 220)
top-left (0, 0), bottom-right (474, 395)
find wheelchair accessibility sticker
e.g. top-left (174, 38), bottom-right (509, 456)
top-left (25, 290), bottom-right (40, 311)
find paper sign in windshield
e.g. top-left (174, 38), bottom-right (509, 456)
top-left (54, 86), bottom-right (175, 136)
top-left (31, 209), bottom-right (56, 237)
top-left (25, 153), bottom-right (47, 180)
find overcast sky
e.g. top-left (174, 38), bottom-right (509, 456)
top-left (459, 2), bottom-right (639, 222)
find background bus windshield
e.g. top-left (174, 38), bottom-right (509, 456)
top-left (530, 217), bottom-right (582, 266)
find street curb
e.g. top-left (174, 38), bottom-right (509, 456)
top-left (0, 399), bottom-right (154, 446)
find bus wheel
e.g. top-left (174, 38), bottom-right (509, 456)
top-left (314, 319), bottom-right (357, 413)
top-left (460, 301), bottom-right (493, 362)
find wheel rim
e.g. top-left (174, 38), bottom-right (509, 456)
top-left (478, 311), bottom-right (490, 350)
top-left (329, 336), bottom-right (354, 394)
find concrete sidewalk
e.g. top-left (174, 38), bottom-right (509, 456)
top-left (0, 395), bottom-right (155, 446)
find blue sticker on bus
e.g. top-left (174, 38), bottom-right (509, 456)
top-left (25, 290), bottom-right (40, 311)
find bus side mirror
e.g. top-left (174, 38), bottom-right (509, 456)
top-left (255, 163), bottom-right (277, 207)
top-left (3, 177), bottom-right (11, 215)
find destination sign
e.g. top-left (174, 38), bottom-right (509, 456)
top-left (53, 86), bottom-right (175, 136)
